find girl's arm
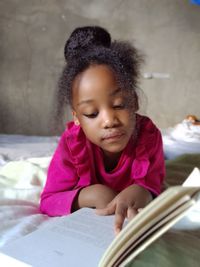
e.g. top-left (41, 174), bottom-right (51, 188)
top-left (134, 127), bottom-right (165, 196)
top-left (40, 133), bottom-right (117, 216)
top-left (40, 133), bottom-right (85, 216)
top-left (73, 184), bottom-right (117, 210)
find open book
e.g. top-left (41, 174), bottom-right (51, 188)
top-left (0, 168), bottom-right (200, 267)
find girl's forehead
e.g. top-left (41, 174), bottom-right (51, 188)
top-left (79, 64), bottom-right (116, 86)
top-left (72, 65), bottom-right (121, 102)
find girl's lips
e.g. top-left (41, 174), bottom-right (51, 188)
top-left (102, 131), bottom-right (125, 141)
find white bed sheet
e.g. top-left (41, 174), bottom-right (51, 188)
top-left (0, 131), bottom-right (200, 252)
top-left (0, 135), bottom-right (59, 249)
top-left (161, 120), bottom-right (200, 159)
top-left (0, 134), bottom-right (59, 164)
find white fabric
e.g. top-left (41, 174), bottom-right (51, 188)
top-left (170, 119), bottom-right (200, 142)
top-left (0, 133), bottom-right (200, 252)
top-left (0, 157), bottom-right (53, 248)
top-left (0, 135), bottom-right (59, 248)
top-left (162, 120), bottom-right (200, 159)
top-left (0, 134), bottom-right (59, 163)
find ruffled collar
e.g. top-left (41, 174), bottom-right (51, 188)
top-left (65, 116), bottom-right (155, 183)
top-left (65, 122), bottom-right (98, 185)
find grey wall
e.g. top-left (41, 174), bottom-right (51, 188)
top-left (0, 0), bottom-right (200, 135)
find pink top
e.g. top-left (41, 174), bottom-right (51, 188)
top-left (40, 114), bottom-right (165, 216)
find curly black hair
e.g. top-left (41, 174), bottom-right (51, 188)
top-left (56, 26), bottom-right (144, 130)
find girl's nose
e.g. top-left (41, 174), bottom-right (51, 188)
top-left (101, 110), bottom-right (119, 128)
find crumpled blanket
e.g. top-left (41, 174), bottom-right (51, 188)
top-left (0, 157), bottom-right (52, 248)
top-left (162, 120), bottom-right (200, 160)
top-left (0, 153), bottom-right (200, 267)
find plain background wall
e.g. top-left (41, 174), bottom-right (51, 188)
top-left (0, 0), bottom-right (200, 135)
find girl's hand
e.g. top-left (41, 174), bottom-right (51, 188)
top-left (96, 184), bottom-right (153, 235)
top-left (73, 184), bottom-right (117, 211)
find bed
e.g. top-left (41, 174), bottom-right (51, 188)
top-left (0, 134), bottom-right (59, 248)
top-left (0, 118), bottom-right (200, 266)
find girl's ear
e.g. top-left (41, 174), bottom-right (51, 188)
top-left (72, 110), bottom-right (80, 126)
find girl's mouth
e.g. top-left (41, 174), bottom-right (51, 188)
top-left (102, 131), bottom-right (125, 142)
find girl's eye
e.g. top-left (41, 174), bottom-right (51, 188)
top-left (113, 103), bottom-right (125, 109)
top-left (83, 112), bottom-right (98, 118)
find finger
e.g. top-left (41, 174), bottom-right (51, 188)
top-left (114, 203), bottom-right (127, 235)
top-left (95, 202), bottom-right (115, 216)
top-left (127, 207), bottom-right (138, 221)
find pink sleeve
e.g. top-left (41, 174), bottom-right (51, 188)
top-left (142, 129), bottom-right (165, 195)
top-left (40, 133), bottom-right (82, 216)
top-left (132, 128), bottom-right (165, 196)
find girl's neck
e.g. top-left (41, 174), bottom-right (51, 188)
top-left (102, 150), bottom-right (122, 172)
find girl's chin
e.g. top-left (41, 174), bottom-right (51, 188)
top-left (101, 144), bottom-right (127, 155)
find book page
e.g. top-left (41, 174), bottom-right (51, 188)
top-left (182, 167), bottom-right (200, 187)
top-left (117, 199), bottom-right (195, 267)
top-left (99, 186), bottom-right (200, 267)
top-left (1, 208), bottom-right (115, 267)
top-left (173, 167), bottom-right (200, 230)
top-left (0, 253), bottom-right (31, 267)
top-left (113, 195), bottom-right (194, 266)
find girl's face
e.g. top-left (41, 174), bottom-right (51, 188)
top-left (72, 64), bottom-right (136, 158)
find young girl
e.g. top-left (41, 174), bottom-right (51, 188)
top-left (40, 26), bottom-right (165, 234)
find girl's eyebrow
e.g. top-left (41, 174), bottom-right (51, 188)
top-left (110, 88), bottom-right (122, 96)
top-left (77, 88), bottom-right (121, 106)
top-left (77, 99), bottom-right (94, 106)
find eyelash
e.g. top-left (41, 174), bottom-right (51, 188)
top-left (83, 104), bottom-right (125, 119)
top-left (113, 104), bottom-right (125, 109)
top-left (83, 112), bottom-right (98, 119)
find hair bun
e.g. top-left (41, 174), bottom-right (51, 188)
top-left (64, 26), bottom-right (111, 61)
